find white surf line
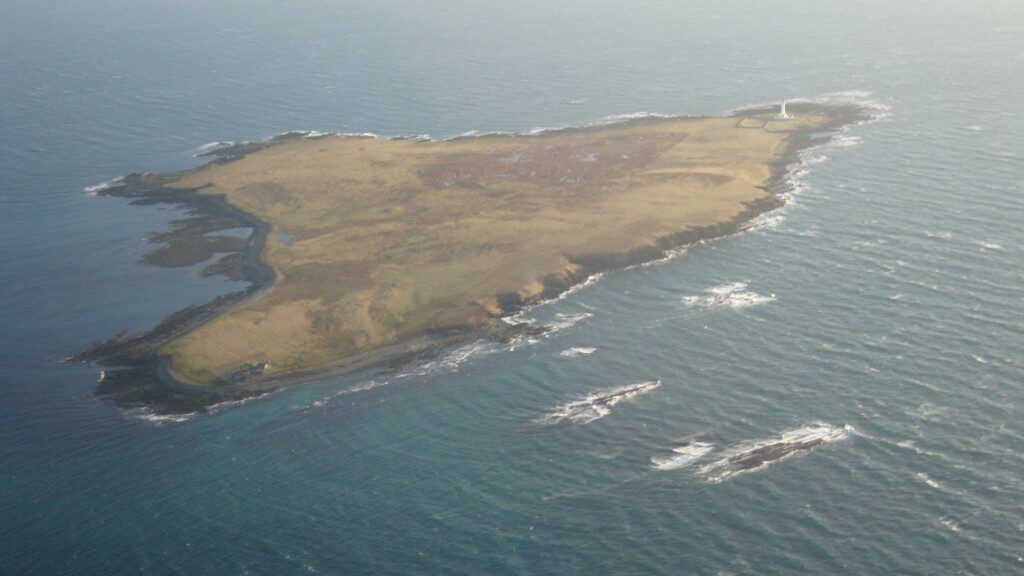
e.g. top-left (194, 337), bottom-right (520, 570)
top-left (537, 380), bottom-right (661, 425)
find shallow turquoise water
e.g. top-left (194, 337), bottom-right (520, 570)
top-left (2, 1), bottom-right (1023, 574)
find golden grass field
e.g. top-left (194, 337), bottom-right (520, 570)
top-left (160, 111), bottom-right (827, 384)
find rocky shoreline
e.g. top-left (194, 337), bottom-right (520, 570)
top-left (72, 102), bottom-right (870, 415)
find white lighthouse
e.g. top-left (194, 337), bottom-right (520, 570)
top-left (778, 99), bottom-right (789, 119)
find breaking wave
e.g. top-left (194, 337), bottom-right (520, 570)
top-left (125, 390), bottom-right (278, 424)
top-left (560, 347), bottom-right (597, 358)
top-left (548, 312), bottom-right (593, 331)
top-left (83, 177), bottom-right (126, 195)
top-left (194, 141), bottom-right (236, 155)
top-left (681, 281), bottom-right (776, 309)
top-left (974, 240), bottom-right (1004, 251)
top-left (829, 134), bottom-right (863, 148)
top-left (502, 274), bottom-right (604, 327)
top-left (651, 441), bottom-right (715, 471)
top-left (636, 246), bottom-right (689, 268)
top-left (207, 391), bottom-right (275, 413)
top-left (296, 342), bottom-right (502, 411)
top-left (916, 472), bottom-right (946, 491)
top-left (784, 90), bottom-right (892, 121)
top-left (549, 273), bottom-right (606, 304)
top-left (747, 212), bottom-right (787, 231)
top-left (537, 380), bottom-right (661, 425)
top-left (123, 407), bottom-right (196, 424)
top-left (301, 379), bottom-right (391, 410)
top-left (396, 340), bottom-right (499, 379)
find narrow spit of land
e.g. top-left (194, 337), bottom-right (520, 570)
top-left (77, 103), bottom-right (868, 414)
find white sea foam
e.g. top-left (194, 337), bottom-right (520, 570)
top-left (682, 281), bottom-right (775, 309)
top-left (553, 272), bottom-right (604, 302)
top-left (83, 177), bottom-right (126, 195)
top-left (651, 441), bottom-right (715, 471)
top-left (589, 111), bottom-right (674, 127)
top-left (116, 378), bottom-right (269, 422)
top-left (207, 391), bottom-right (275, 413)
top-left (195, 141), bottom-right (236, 155)
top-left (906, 402), bottom-right (947, 421)
top-left (828, 134), bottom-right (863, 149)
top-left (447, 129), bottom-right (516, 140)
top-left (396, 340), bottom-right (499, 379)
top-left (437, 340), bottom-right (499, 369)
top-left (697, 424), bottom-right (853, 483)
top-left (798, 90), bottom-right (892, 118)
top-left (124, 407), bottom-right (196, 424)
top-left (916, 472), bottom-right (945, 490)
top-left (747, 212), bottom-right (786, 231)
top-left (560, 346), bottom-right (597, 358)
top-left (503, 309), bottom-right (592, 350)
top-left (975, 240), bottom-right (1004, 251)
top-left (548, 312), bottom-right (592, 331)
top-left (634, 246), bottom-right (688, 268)
top-left (501, 309), bottom-right (538, 326)
top-left (300, 378), bottom-right (391, 410)
top-left (537, 380), bottom-right (661, 425)
top-left (941, 517), bottom-right (961, 533)
top-left (519, 112), bottom-right (676, 138)
top-left (895, 439), bottom-right (948, 460)
top-left (505, 310), bottom-right (593, 351)
top-left (346, 378), bottom-right (389, 394)
top-left (314, 342), bottom-right (495, 395)
top-left (924, 229), bottom-right (953, 240)
top-left (730, 90), bottom-right (892, 123)
top-left (501, 273), bottom-right (605, 327)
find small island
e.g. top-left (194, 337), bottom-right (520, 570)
top-left (77, 102), bottom-right (867, 414)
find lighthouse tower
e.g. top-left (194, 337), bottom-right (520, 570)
top-left (778, 99), bottom-right (789, 119)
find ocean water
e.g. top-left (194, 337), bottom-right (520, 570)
top-left (2, 1), bottom-right (1023, 574)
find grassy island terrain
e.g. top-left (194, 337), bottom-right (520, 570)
top-left (79, 103), bottom-right (866, 412)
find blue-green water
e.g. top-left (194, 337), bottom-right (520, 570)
top-left (2, 1), bottom-right (1023, 573)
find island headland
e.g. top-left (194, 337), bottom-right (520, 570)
top-left (73, 102), bottom-right (870, 415)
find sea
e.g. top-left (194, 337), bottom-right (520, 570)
top-left (2, 1), bottom-right (1022, 574)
